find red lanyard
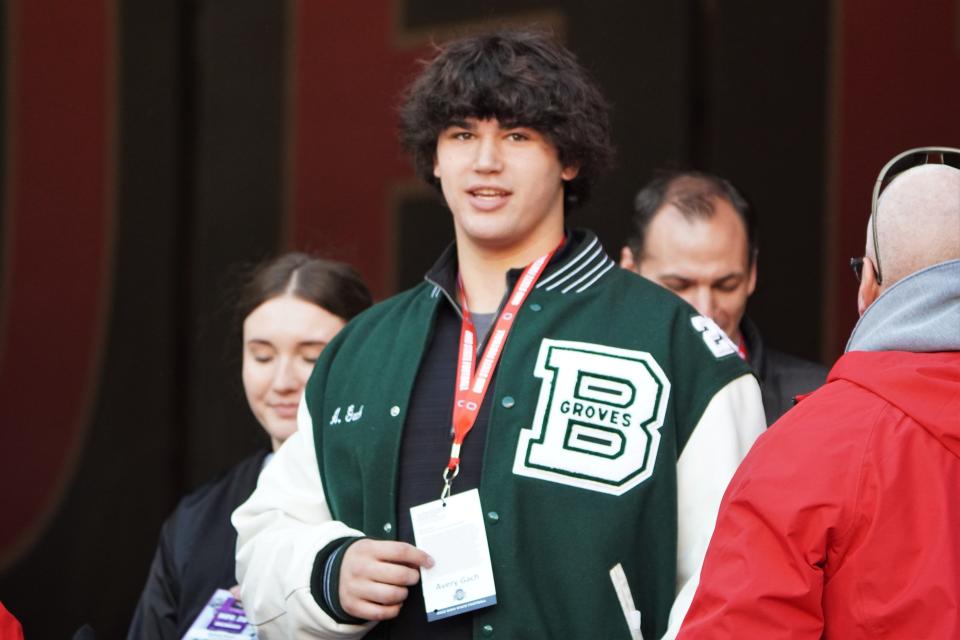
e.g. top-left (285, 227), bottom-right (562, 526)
top-left (445, 246), bottom-right (557, 484)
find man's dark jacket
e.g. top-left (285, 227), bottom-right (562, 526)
top-left (741, 316), bottom-right (827, 425)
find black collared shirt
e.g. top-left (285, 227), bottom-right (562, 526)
top-left (386, 235), bottom-right (574, 639)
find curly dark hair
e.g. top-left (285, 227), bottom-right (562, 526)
top-left (398, 29), bottom-right (614, 210)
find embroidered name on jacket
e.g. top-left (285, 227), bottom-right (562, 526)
top-left (329, 404), bottom-right (364, 425)
top-left (513, 339), bottom-right (671, 495)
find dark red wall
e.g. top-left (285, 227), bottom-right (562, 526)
top-left (0, 0), bottom-right (956, 636)
top-left (826, 0), bottom-right (960, 355)
top-left (1, 0), bottom-right (115, 598)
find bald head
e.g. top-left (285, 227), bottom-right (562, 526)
top-left (869, 164), bottom-right (960, 289)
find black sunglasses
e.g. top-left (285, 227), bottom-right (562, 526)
top-left (849, 256), bottom-right (867, 283)
top-left (863, 146), bottom-right (960, 285)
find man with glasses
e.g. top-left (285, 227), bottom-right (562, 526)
top-left (621, 171), bottom-right (827, 425)
top-left (678, 147), bottom-right (960, 639)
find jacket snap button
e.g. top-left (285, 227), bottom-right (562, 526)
top-left (487, 511), bottom-right (500, 524)
top-left (529, 303), bottom-right (542, 312)
top-left (481, 624), bottom-right (494, 636)
top-left (501, 396), bottom-right (515, 409)
top-left (383, 522), bottom-right (392, 533)
top-left (390, 405), bottom-right (400, 417)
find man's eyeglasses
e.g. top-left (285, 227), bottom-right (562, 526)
top-left (849, 256), bottom-right (868, 283)
top-left (854, 146), bottom-right (960, 285)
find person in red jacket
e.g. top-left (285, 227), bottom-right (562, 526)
top-left (678, 147), bottom-right (960, 639)
top-left (0, 601), bottom-right (24, 640)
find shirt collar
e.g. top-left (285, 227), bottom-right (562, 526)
top-left (425, 229), bottom-right (583, 302)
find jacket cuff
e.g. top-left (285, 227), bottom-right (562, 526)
top-left (310, 536), bottom-right (367, 625)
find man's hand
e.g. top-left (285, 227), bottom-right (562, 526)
top-left (339, 539), bottom-right (434, 621)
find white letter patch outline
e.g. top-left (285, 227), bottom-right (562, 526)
top-left (513, 339), bottom-right (671, 496)
top-left (690, 315), bottom-right (737, 358)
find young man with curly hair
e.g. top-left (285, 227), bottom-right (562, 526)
top-left (233, 30), bottom-right (764, 640)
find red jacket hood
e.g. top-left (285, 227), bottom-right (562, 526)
top-left (826, 351), bottom-right (960, 459)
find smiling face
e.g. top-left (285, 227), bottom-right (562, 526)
top-left (241, 295), bottom-right (346, 450)
top-left (433, 117), bottom-right (578, 261)
top-left (634, 198), bottom-right (756, 344)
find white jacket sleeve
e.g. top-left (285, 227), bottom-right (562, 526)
top-left (232, 399), bottom-right (374, 639)
top-left (661, 373), bottom-right (765, 640)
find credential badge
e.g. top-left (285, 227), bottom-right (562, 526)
top-left (513, 339), bottom-right (671, 495)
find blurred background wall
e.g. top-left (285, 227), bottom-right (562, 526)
top-left (0, 0), bottom-right (957, 636)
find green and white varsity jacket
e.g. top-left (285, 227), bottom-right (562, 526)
top-left (234, 230), bottom-right (766, 640)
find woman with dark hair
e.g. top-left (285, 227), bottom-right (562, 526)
top-left (128, 253), bottom-right (372, 640)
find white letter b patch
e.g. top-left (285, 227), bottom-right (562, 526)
top-left (513, 339), bottom-right (671, 495)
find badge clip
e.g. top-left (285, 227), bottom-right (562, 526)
top-left (440, 464), bottom-right (459, 506)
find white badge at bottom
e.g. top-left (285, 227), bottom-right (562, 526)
top-left (410, 488), bottom-right (497, 621)
top-left (182, 589), bottom-right (257, 639)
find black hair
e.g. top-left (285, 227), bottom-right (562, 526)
top-left (234, 252), bottom-right (373, 328)
top-left (628, 170), bottom-right (758, 264)
top-left (398, 29), bottom-right (614, 210)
